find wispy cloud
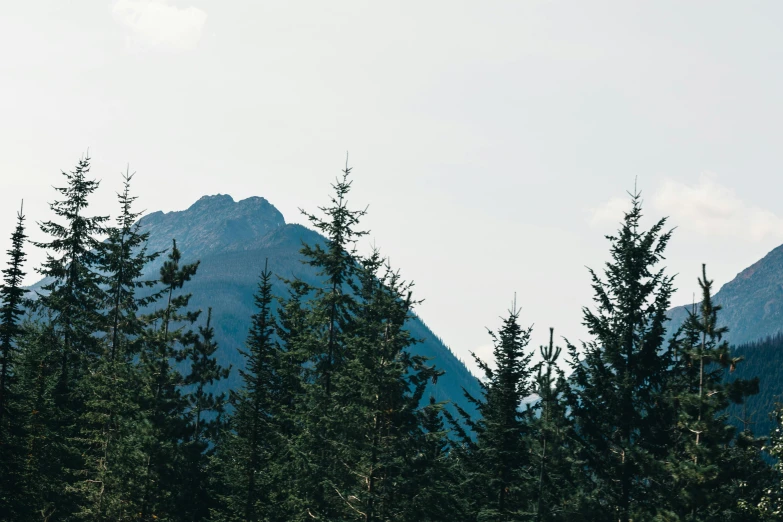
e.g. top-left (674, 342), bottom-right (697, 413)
top-left (590, 174), bottom-right (783, 243)
top-left (654, 174), bottom-right (783, 242)
top-left (589, 196), bottom-right (630, 228)
top-left (112, 0), bottom-right (207, 51)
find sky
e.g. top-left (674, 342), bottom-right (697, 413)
top-left (3, 1), bottom-right (783, 375)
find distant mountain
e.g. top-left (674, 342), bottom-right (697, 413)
top-left (668, 244), bottom-right (783, 346)
top-left (667, 244), bottom-right (783, 436)
top-left (132, 194), bottom-right (481, 417)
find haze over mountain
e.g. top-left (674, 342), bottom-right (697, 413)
top-left (132, 193), bottom-right (482, 415)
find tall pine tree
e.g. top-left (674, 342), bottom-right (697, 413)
top-left (565, 190), bottom-right (675, 521)
top-left (0, 202), bottom-right (28, 520)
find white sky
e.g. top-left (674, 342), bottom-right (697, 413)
top-left (3, 1), bottom-right (783, 374)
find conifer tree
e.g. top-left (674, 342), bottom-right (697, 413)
top-left (459, 301), bottom-right (537, 521)
top-left (532, 328), bottom-right (579, 522)
top-left (565, 190), bottom-right (675, 521)
top-left (287, 160), bottom-right (369, 520)
top-left (212, 260), bottom-right (298, 522)
top-left (179, 307), bottom-right (229, 521)
top-left (665, 264), bottom-right (740, 519)
top-left (138, 239), bottom-right (200, 521)
top-left (338, 251), bottom-right (442, 521)
top-left (408, 397), bottom-right (467, 522)
top-left (73, 170), bottom-right (161, 520)
top-left (33, 154), bottom-right (108, 394)
top-left (0, 201), bottom-right (26, 430)
top-left (0, 202), bottom-right (28, 520)
top-left (13, 322), bottom-right (67, 521)
top-left (29, 154), bottom-right (109, 518)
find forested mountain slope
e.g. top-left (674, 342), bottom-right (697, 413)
top-left (133, 194), bottom-right (481, 414)
top-left (667, 244), bottom-right (783, 436)
top-left (668, 243), bottom-right (783, 345)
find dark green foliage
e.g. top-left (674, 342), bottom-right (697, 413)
top-left (665, 265), bottom-right (745, 519)
top-left (337, 251), bottom-right (443, 522)
top-left (138, 239), bottom-right (200, 521)
top-left (532, 329), bottom-right (582, 521)
top-left (453, 302), bottom-right (537, 521)
top-left (179, 308), bottom-right (230, 521)
top-left (0, 203), bottom-right (27, 520)
top-left (566, 190), bottom-right (675, 521)
top-left (727, 334), bottom-right (783, 437)
top-left (33, 154), bottom-right (108, 394)
top-left (7, 152), bottom-right (783, 522)
top-left (0, 202), bottom-right (26, 429)
top-left (13, 322), bottom-right (71, 520)
top-left (73, 171), bottom-right (163, 520)
top-left (211, 260), bottom-right (285, 522)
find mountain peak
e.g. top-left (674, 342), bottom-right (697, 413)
top-left (138, 194), bottom-right (286, 262)
top-left (190, 193), bottom-right (236, 210)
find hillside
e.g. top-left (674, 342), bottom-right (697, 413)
top-left (133, 194), bottom-right (482, 416)
top-left (667, 244), bottom-right (783, 345)
top-left (667, 245), bottom-right (783, 436)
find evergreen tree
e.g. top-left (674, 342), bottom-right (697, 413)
top-left (457, 300), bottom-right (537, 521)
top-left (565, 190), bottom-right (675, 521)
top-left (13, 322), bottom-right (67, 521)
top-left (73, 170), bottom-right (161, 520)
top-left (409, 397), bottom-right (467, 522)
top-left (665, 264), bottom-right (744, 520)
top-left (339, 251), bottom-right (442, 521)
top-left (0, 202), bottom-right (28, 520)
top-left (29, 154), bottom-right (109, 518)
top-left (532, 329), bottom-right (580, 522)
top-left (0, 201), bottom-right (26, 431)
top-left (33, 153), bottom-right (108, 395)
top-left (138, 239), bottom-right (200, 521)
top-left (212, 260), bottom-right (286, 522)
top-left (286, 160), bottom-right (369, 520)
top-left (179, 307), bottom-right (230, 521)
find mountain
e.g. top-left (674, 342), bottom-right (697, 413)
top-left (667, 244), bottom-right (783, 436)
top-left (668, 244), bottom-right (783, 346)
top-left (133, 194), bottom-right (481, 416)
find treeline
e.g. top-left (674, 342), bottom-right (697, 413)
top-left (2, 155), bottom-right (783, 521)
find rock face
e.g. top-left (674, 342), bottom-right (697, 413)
top-left (667, 244), bottom-right (783, 345)
top-left (139, 194), bottom-right (286, 262)
top-left (136, 194), bottom-right (481, 417)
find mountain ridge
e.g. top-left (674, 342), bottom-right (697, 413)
top-left (133, 193), bottom-right (482, 416)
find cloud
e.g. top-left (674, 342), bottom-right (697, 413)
top-left (112, 0), bottom-right (207, 51)
top-left (653, 174), bottom-right (783, 242)
top-left (589, 196), bottom-right (631, 228)
top-left (590, 174), bottom-right (783, 242)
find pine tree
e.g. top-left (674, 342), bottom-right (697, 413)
top-left (338, 251), bottom-right (442, 521)
top-left (286, 160), bottom-right (369, 520)
top-left (13, 322), bottom-right (66, 521)
top-left (457, 300), bottom-right (537, 521)
top-left (33, 153), bottom-right (108, 395)
top-left (73, 170), bottom-right (162, 520)
top-left (408, 397), bottom-right (467, 522)
top-left (532, 328), bottom-right (580, 522)
top-left (565, 189), bottom-right (675, 521)
top-left (29, 154), bottom-right (109, 518)
top-left (665, 264), bottom-right (741, 520)
top-left (179, 307), bottom-right (230, 521)
top-left (138, 239), bottom-right (200, 521)
top-left (0, 201), bottom-right (26, 431)
top-left (0, 202), bottom-right (28, 520)
top-left (212, 260), bottom-right (295, 522)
